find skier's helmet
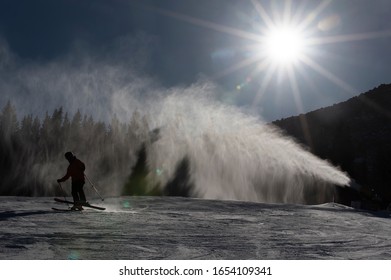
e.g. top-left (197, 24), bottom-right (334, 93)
top-left (64, 151), bottom-right (75, 160)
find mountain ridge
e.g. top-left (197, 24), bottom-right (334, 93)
top-left (273, 83), bottom-right (391, 209)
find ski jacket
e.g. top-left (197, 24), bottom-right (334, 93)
top-left (59, 157), bottom-right (86, 183)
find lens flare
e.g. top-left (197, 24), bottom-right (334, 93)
top-left (67, 251), bottom-right (80, 260)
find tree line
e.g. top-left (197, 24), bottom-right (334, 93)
top-left (0, 101), bottom-right (151, 196)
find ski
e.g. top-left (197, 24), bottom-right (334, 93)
top-left (54, 198), bottom-right (106, 210)
top-left (52, 207), bottom-right (82, 212)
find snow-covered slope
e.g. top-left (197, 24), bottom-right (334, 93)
top-left (0, 196), bottom-right (390, 259)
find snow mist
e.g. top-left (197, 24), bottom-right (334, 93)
top-left (0, 37), bottom-right (351, 203)
top-left (140, 87), bottom-right (351, 204)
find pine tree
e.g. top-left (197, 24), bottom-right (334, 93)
top-left (0, 100), bottom-right (19, 138)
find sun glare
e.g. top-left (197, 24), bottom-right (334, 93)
top-left (264, 26), bottom-right (306, 65)
top-left (157, 0), bottom-right (388, 106)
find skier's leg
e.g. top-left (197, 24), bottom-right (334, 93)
top-left (71, 182), bottom-right (80, 202)
top-left (79, 183), bottom-right (87, 203)
top-left (71, 182), bottom-right (83, 210)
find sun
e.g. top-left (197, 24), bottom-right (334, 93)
top-left (264, 25), bottom-right (306, 65)
top-left (156, 0), bottom-right (384, 99)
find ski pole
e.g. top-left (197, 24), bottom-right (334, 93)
top-left (58, 182), bottom-right (70, 208)
top-left (85, 174), bottom-right (104, 201)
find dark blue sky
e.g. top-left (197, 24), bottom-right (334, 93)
top-left (1, 0), bottom-right (391, 121)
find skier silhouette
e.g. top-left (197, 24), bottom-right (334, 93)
top-left (57, 152), bottom-right (86, 210)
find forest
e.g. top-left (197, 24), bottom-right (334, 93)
top-left (0, 101), bottom-right (151, 197)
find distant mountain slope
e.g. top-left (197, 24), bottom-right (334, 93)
top-left (273, 84), bottom-right (391, 207)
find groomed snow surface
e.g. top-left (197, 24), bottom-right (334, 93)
top-left (1, 196), bottom-right (391, 260)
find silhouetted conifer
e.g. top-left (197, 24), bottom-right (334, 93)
top-left (163, 156), bottom-right (194, 197)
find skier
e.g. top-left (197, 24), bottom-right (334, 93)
top-left (57, 152), bottom-right (87, 210)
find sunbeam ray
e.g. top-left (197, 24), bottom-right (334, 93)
top-left (251, 63), bottom-right (277, 110)
top-left (298, 0), bottom-right (333, 30)
top-left (282, 0), bottom-right (292, 25)
top-left (300, 55), bottom-right (356, 94)
top-left (287, 66), bottom-right (314, 150)
top-left (308, 29), bottom-right (391, 45)
top-left (250, 0), bottom-right (275, 29)
top-left (212, 54), bottom-right (261, 80)
top-left (152, 6), bottom-right (263, 43)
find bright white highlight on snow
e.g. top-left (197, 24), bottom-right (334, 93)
top-left (265, 26), bottom-right (306, 64)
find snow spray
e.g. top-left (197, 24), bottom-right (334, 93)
top-left (0, 38), bottom-right (350, 202)
top-left (139, 86), bottom-right (351, 204)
